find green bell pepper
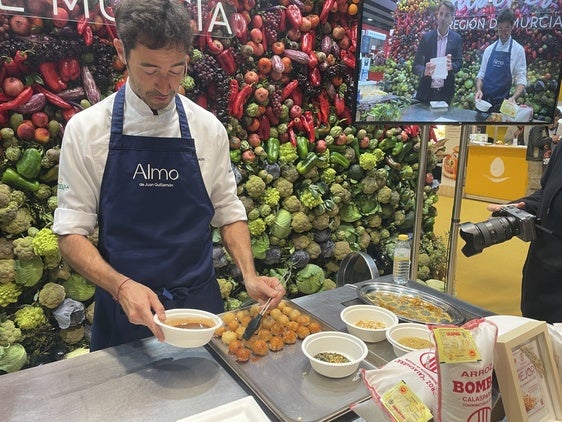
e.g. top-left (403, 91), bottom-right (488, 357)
top-left (330, 151), bottom-right (350, 169)
top-left (16, 148), bottom-right (42, 180)
top-left (296, 152), bottom-right (319, 174)
top-left (296, 136), bottom-right (309, 160)
top-left (266, 137), bottom-right (280, 163)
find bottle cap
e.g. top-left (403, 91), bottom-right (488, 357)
top-left (398, 234), bottom-right (408, 241)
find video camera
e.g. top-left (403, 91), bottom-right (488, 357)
top-left (459, 205), bottom-right (537, 257)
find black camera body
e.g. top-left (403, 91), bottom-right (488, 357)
top-left (459, 205), bottom-right (537, 257)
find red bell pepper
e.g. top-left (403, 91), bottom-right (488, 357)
top-left (62, 106), bottom-right (80, 122)
top-left (286, 5), bottom-right (302, 29)
top-left (83, 26), bottom-right (94, 46)
top-left (301, 31), bottom-right (315, 55)
top-left (59, 58), bottom-right (81, 81)
top-left (291, 86), bottom-right (303, 106)
top-left (3, 57), bottom-right (21, 77)
top-left (39, 62), bottom-right (67, 93)
top-left (256, 114), bottom-right (271, 141)
top-left (319, 0), bottom-right (336, 22)
top-left (77, 15), bottom-right (88, 35)
top-left (307, 52), bottom-right (318, 69)
top-left (13, 50), bottom-right (32, 74)
top-left (265, 106), bottom-right (280, 126)
top-left (0, 86), bottom-right (33, 112)
top-left (231, 12), bottom-right (248, 43)
top-left (340, 50), bottom-right (355, 69)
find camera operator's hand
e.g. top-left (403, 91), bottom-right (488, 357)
top-left (486, 201), bottom-right (526, 213)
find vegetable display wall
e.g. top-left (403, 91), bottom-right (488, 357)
top-left (0, 0), bottom-right (446, 372)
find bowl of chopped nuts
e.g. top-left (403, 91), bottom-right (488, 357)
top-left (301, 331), bottom-right (368, 378)
top-left (340, 305), bottom-right (399, 343)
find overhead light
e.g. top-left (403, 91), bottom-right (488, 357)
top-left (367, 17), bottom-right (373, 21)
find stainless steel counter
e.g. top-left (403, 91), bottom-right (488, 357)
top-left (0, 278), bottom-right (501, 421)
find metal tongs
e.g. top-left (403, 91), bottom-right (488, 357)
top-left (242, 269), bottom-right (291, 340)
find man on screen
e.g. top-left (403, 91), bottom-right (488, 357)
top-left (413, 0), bottom-right (462, 105)
top-left (475, 8), bottom-right (527, 113)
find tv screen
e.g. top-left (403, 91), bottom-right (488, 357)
top-left (353, 0), bottom-right (562, 126)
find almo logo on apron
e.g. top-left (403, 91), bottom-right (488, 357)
top-left (133, 163), bottom-right (179, 181)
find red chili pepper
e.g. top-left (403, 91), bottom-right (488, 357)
top-left (216, 49), bottom-right (236, 75)
top-left (38, 62), bottom-right (67, 93)
top-left (286, 5), bottom-right (303, 29)
top-left (227, 79), bottom-right (239, 115)
top-left (303, 110), bottom-right (316, 143)
top-left (318, 90), bottom-right (330, 125)
top-left (13, 50), bottom-right (32, 74)
top-left (32, 84), bottom-right (72, 109)
top-left (309, 67), bottom-right (321, 88)
top-left (0, 86), bottom-right (33, 112)
top-left (265, 106), bottom-right (280, 126)
top-left (281, 80), bottom-right (299, 101)
top-left (232, 84), bottom-right (253, 120)
top-left (0, 92), bottom-right (11, 102)
top-left (301, 32), bottom-right (315, 55)
top-left (77, 15), bottom-right (88, 35)
top-left (291, 86), bottom-right (303, 107)
top-left (287, 125), bottom-right (297, 147)
top-left (319, 0), bottom-right (336, 22)
top-left (279, 8), bottom-right (286, 32)
top-left (334, 94), bottom-right (345, 117)
top-left (307, 52), bottom-right (318, 69)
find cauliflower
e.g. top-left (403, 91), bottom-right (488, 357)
top-left (244, 175), bottom-right (266, 199)
top-left (13, 236), bottom-right (38, 261)
top-left (333, 241), bottom-right (352, 260)
top-left (10, 190), bottom-right (26, 207)
top-left (280, 163), bottom-right (300, 183)
top-left (282, 195), bottom-right (302, 213)
top-left (262, 187), bottom-right (280, 206)
top-left (48, 260), bottom-right (71, 282)
top-left (273, 177), bottom-right (293, 198)
top-left (248, 218), bottom-right (266, 236)
top-left (32, 227), bottom-right (61, 269)
top-left (0, 319), bottom-right (22, 346)
top-left (291, 234), bottom-right (312, 250)
top-left (38, 282), bottom-right (66, 309)
top-left (258, 204), bottom-right (272, 217)
top-left (60, 325), bottom-right (85, 344)
top-left (0, 184), bottom-right (11, 208)
top-left (0, 201), bottom-right (19, 224)
top-left (291, 211), bottom-right (312, 233)
top-left (377, 186), bottom-right (392, 204)
top-left (14, 306), bottom-right (47, 330)
top-left (238, 196), bottom-right (255, 213)
top-left (360, 176), bottom-right (379, 195)
top-left (0, 282), bottom-right (21, 307)
top-left (279, 142), bottom-right (298, 163)
top-left (1, 207), bottom-right (33, 235)
top-left (329, 183), bottom-right (352, 204)
top-left (311, 212), bottom-right (330, 231)
top-left (0, 259), bottom-right (15, 284)
top-left (0, 237), bottom-right (14, 259)
top-left (305, 241), bottom-right (321, 260)
top-left (217, 278), bottom-right (234, 299)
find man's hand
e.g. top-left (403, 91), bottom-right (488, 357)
top-left (118, 279), bottom-right (166, 341)
top-left (244, 274), bottom-right (286, 309)
top-left (446, 54), bottom-right (452, 71)
top-left (475, 90), bottom-right (483, 101)
top-left (424, 61), bottom-right (436, 77)
top-left (486, 201), bottom-right (526, 213)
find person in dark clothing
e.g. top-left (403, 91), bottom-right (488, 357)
top-left (488, 111), bottom-right (562, 322)
top-left (413, 0), bottom-right (463, 105)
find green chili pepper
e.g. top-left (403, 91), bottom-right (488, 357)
top-left (330, 151), bottom-right (350, 169)
top-left (266, 137), bottom-right (280, 163)
top-left (296, 152), bottom-right (319, 174)
top-left (16, 148), bottom-right (42, 180)
top-left (391, 141), bottom-right (404, 156)
top-left (2, 168), bottom-right (40, 192)
top-left (296, 136), bottom-right (309, 160)
top-left (39, 165), bottom-right (59, 183)
top-left (379, 137), bottom-right (397, 151)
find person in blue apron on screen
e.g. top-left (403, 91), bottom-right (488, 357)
top-left (475, 8), bottom-right (527, 113)
top-left (53, 0), bottom-right (285, 351)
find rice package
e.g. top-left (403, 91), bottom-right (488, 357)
top-left (432, 318), bottom-right (498, 422)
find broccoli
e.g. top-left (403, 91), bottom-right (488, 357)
top-left (59, 325), bottom-right (85, 345)
top-left (244, 175), bottom-right (266, 199)
top-left (14, 306), bottom-right (47, 330)
top-left (38, 282), bottom-right (66, 309)
top-left (0, 282), bottom-right (21, 307)
top-left (1, 207), bottom-right (33, 235)
top-left (32, 227), bottom-right (61, 269)
top-left (0, 259), bottom-right (15, 284)
top-left (248, 218), bottom-right (266, 236)
top-left (369, 230), bottom-right (381, 245)
top-left (333, 241), bottom-right (352, 260)
top-left (262, 187), bottom-right (280, 206)
top-left (394, 210), bottom-right (406, 226)
top-left (273, 177), bottom-right (293, 198)
top-left (282, 195), bottom-right (302, 213)
top-left (279, 142), bottom-right (298, 163)
top-left (0, 319), bottom-right (22, 346)
top-left (418, 253), bottom-right (431, 267)
top-left (377, 186), bottom-right (392, 204)
top-left (291, 211), bottom-right (312, 233)
top-left (0, 237), bottom-right (14, 259)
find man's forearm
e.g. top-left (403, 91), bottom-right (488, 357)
top-left (220, 221), bottom-right (257, 280)
top-left (511, 83), bottom-right (525, 101)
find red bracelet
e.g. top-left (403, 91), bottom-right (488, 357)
top-left (113, 278), bottom-right (131, 303)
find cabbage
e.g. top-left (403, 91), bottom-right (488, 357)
top-left (0, 344), bottom-right (27, 373)
top-left (14, 257), bottom-right (44, 287)
top-left (270, 209), bottom-right (292, 239)
top-left (251, 233), bottom-right (270, 260)
top-left (295, 264), bottom-right (325, 295)
top-left (63, 274), bottom-right (96, 302)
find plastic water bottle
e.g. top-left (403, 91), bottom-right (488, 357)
top-left (393, 234), bottom-right (411, 285)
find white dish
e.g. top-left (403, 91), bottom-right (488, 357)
top-left (340, 305), bottom-right (399, 343)
top-left (177, 396), bottom-right (270, 422)
top-left (485, 315), bottom-right (536, 337)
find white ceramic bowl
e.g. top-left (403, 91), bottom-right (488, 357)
top-left (340, 305), bottom-right (399, 343)
top-left (301, 331), bottom-right (368, 378)
top-left (386, 323), bottom-right (433, 357)
top-left (475, 99), bottom-right (492, 112)
top-left (154, 309), bottom-right (223, 348)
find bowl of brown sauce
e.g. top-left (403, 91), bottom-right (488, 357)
top-left (154, 309), bottom-right (223, 348)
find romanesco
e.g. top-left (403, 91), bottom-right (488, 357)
top-left (273, 177), bottom-right (293, 198)
top-left (0, 319), bottom-right (22, 346)
top-left (320, 167), bottom-right (337, 184)
top-left (299, 187), bottom-right (324, 209)
top-left (262, 187), bottom-right (280, 206)
top-left (217, 278), bottom-right (234, 299)
top-left (244, 175), bottom-right (266, 199)
top-left (32, 227), bottom-right (61, 269)
top-left (1, 207), bottom-right (33, 235)
top-left (279, 142), bottom-right (298, 163)
top-left (0, 282), bottom-right (21, 307)
top-left (0, 259), bottom-right (15, 284)
top-left (14, 306), bottom-right (47, 330)
top-left (359, 150), bottom-right (384, 170)
top-left (13, 236), bottom-right (37, 261)
top-left (38, 282), bottom-right (66, 309)
top-left (291, 211), bottom-right (312, 233)
top-left (248, 218), bottom-right (266, 236)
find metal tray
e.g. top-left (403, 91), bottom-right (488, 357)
top-left (206, 301), bottom-right (375, 422)
top-left (357, 282), bottom-right (465, 325)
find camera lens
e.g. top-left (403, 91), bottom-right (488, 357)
top-left (459, 216), bottom-right (518, 256)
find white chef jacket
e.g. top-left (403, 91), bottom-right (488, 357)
top-left (476, 37), bottom-right (527, 88)
top-left (53, 82), bottom-right (246, 236)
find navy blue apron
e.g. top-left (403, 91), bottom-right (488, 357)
top-left (482, 39), bottom-right (512, 111)
top-left (90, 88), bottom-right (223, 351)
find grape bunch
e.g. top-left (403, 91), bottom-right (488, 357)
top-left (261, 9), bottom-right (282, 46)
top-left (270, 86), bottom-right (283, 116)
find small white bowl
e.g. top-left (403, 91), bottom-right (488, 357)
top-left (475, 99), bottom-right (492, 112)
top-left (340, 305), bottom-right (399, 343)
top-left (386, 323), bottom-right (433, 357)
top-left (301, 331), bottom-right (368, 378)
top-left (154, 309), bottom-right (223, 348)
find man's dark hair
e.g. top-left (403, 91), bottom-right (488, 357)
top-left (497, 9), bottom-right (515, 25)
top-left (439, 0), bottom-right (456, 15)
top-left (114, 0), bottom-right (193, 59)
